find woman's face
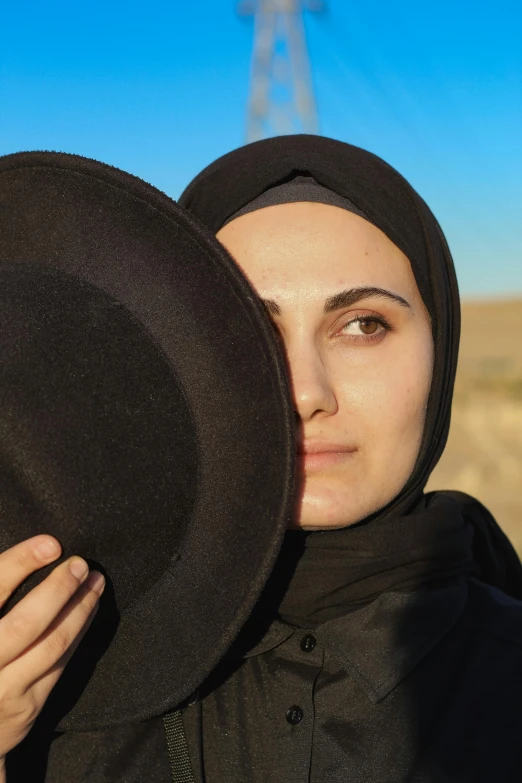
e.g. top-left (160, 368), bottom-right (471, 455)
top-left (217, 202), bottom-right (433, 530)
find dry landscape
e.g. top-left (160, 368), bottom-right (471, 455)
top-left (427, 298), bottom-right (522, 555)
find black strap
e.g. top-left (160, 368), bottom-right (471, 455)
top-left (163, 710), bottom-right (196, 783)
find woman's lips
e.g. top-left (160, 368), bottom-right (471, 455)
top-left (296, 444), bottom-right (357, 472)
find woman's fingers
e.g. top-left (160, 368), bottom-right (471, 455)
top-left (0, 535), bottom-right (61, 610)
top-left (6, 571), bottom-right (104, 702)
top-left (30, 574), bottom-right (104, 702)
top-left (0, 574), bottom-right (102, 759)
top-left (27, 569), bottom-right (105, 672)
top-left (0, 556), bottom-right (95, 669)
top-left (0, 540), bottom-right (105, 760)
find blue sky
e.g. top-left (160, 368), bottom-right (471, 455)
top-left (1, 0), bottom-right (521, 296)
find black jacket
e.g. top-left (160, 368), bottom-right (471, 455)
top-left (8, 577), bottom-right (522, 782)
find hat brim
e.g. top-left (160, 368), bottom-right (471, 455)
top-left (0, 152), bottom-right (295, 730)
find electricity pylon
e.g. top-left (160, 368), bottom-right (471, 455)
top-left (238, 0), bottom-right (324, 143)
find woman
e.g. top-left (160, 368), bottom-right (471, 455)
top-left (176, 134), bottom-right (522, 782)
top-left (2, 134), bottom-right (522, 782)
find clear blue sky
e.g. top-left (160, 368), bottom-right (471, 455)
top-left (1, 0), bottom-right (521, 297)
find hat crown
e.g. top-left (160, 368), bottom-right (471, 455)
top-left (0, 262), bottom-right (198, 611)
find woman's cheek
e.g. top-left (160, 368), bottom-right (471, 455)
top-left (354, 350), bottom-right (428, 450)
top-left (376, 344), bottom-right (433, 472)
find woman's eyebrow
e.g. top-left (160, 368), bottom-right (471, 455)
top-left (261, 287), bottom-right (410, 317)
top-left (324, 287), bottom-right (410, 313)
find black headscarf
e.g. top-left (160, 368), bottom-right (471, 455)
top-left (179, 134), bottom-right (522, 624)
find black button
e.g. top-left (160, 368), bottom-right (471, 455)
top-left (286, 705), bottom-right (304, 725)
top-left (300, 634), bottom-right (317, 653)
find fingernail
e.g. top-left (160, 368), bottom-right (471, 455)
top-left (69, 557), bottom-right (89, 580)
top-left (87, 571), bottom-right (105, 593)
top-left (34, 537), bottom-right (60, 560)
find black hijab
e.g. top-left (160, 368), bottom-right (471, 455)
top-left (179, 134), bottom-right (522, 625)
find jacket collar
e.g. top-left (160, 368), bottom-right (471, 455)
top-left (241, 580), bottom-right (468, 702)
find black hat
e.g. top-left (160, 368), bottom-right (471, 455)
top-left (0, 152), bottom-right (295, 731)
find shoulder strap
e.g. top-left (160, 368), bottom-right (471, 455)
top-left (163, 710), bottom-right (196, 783)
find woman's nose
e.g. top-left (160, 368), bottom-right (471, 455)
top-left (285, 341), bottom-right (338, 421)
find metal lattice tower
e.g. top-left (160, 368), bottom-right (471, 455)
top-left (238, 0), bottom-right (324, 143)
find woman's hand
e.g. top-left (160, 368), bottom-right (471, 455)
top-left (0, 535), bottom-right (105, 778)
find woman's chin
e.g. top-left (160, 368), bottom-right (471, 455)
top-left (291, 492), bottom-right (363, 530)
top-left (292, 479), bottom-right (391, 530)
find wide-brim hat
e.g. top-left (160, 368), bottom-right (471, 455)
top-left (0, 152), bottom-right (295, 731)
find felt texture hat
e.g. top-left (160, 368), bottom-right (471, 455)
top-left (0, 151), bottom-right (295, 731)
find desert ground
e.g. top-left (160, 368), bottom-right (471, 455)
top-left (426, 298), bottom-right (522, 555)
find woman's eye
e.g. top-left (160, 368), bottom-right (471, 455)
top-left (341, 317), bottom-right (386, 337)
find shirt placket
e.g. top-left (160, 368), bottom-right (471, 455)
top-left (267, 629), bottom-right (325, 781)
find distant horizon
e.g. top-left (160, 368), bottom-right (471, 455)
top-left (461, 295), bottom-right (522, 304)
